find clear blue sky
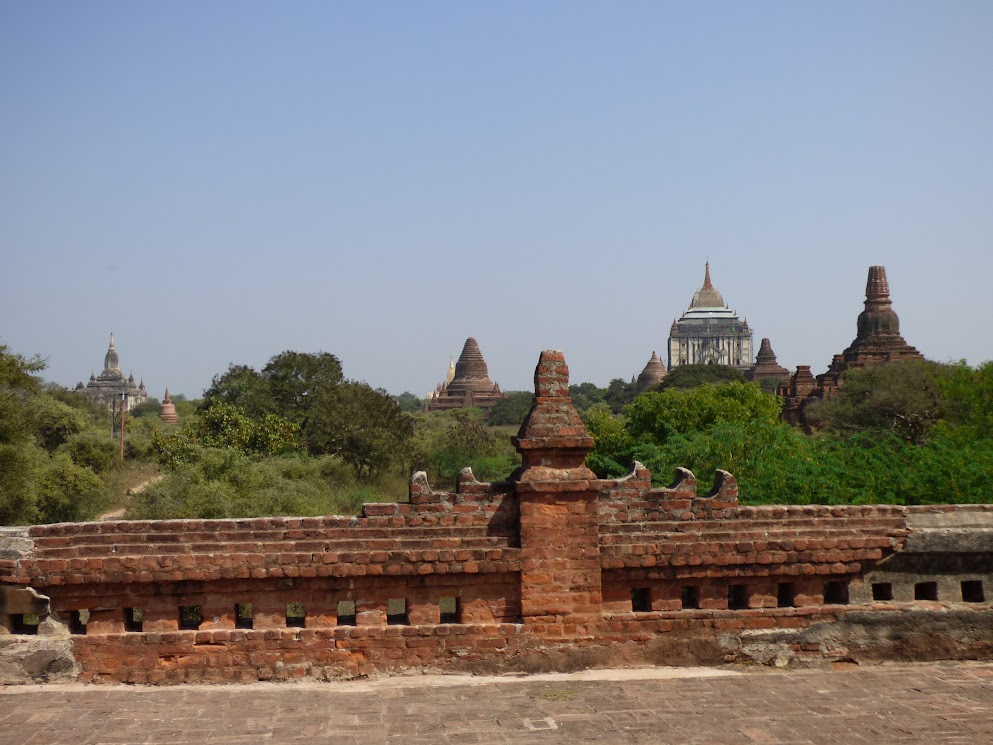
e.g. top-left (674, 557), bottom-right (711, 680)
top-left (2, 2), bottom-right (991, 398)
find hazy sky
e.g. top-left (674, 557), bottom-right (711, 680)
top-left (2, 2), bottom-right (991, 398)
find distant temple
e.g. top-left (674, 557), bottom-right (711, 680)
top-left (158, 387), bottom-right (178, 424)
top-left (635, 352), bottom-right (667, 392)
top-left (781, 266), bottom-right (923, 424)
top-left (668, 263), bottom-right (754, 371)
top-left (745, 338), bottom-right (790, 387)
top-left (427, 338), bottom-right (505, 412)
top-left (74, 334), bottom-right (147, 411)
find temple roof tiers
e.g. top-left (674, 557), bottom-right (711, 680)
top-left (427, 337), bottom-right (506, 413)
top-left (668, 263), bottom-right (754, 371)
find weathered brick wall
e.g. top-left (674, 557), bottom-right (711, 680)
top-left (3, 350), bottom-right (993, 684)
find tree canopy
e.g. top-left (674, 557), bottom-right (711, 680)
top-left (487, 391), bottom-right (533, 426)
top-left (660, 363), bottom-right (746, 390)
top-left (805, 360), bottom-right (949, 444)
top-left (197, 350), bottom-right (412, 477)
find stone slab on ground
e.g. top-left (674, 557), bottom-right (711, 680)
top-left (4, 661), bottom-right (993, 744)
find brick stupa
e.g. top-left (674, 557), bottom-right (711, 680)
top-left (158, 387), bottom-right (178, 424)
top-left (635, 351), bottom-right (667, 392)
top-left (427, 337), bottom-right (505, 412)
top-left (781, 266), bottom-right (924, 424)
top-left (746, 338), bottom-right (789, 386)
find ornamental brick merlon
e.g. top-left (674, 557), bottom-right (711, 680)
top-left (513, 350), bottom-right (595, 481)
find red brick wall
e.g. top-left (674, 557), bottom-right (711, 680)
top-left (3, 351), bottom-right (990, 683)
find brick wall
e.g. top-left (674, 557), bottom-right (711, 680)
top-left (3, 350), bottom-right (993, 684)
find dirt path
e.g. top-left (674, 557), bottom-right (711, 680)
top-left (96, 474), bottom-right (163, 521)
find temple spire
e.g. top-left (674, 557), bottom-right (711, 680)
top-left (704, 261), bottom-right (713, 288)
top-left (864, 265), bottom-right (892, 306)
top-left (104, 333), bottom-right (120, 372)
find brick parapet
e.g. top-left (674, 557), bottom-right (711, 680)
top-left (3, 349), bottom-right (992, 682)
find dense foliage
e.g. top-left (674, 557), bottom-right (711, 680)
top-left (4, 335), bottom-right (992, 525)
top-left (585, 361), bottom-right (993, 505)
top-left (0, 343), bottom-right (149, 524)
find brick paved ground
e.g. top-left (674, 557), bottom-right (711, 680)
top-left (3, 662), bottom-right (993, 745)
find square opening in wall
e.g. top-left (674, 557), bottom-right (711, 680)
top-left (235, 603), bottom-right (253, 630)
top-left (777, 583), bottom-right (795, 608)
top-left (728, 585), bottom-right (749, 610)
top-left (387, 598), bottom-right (408, 625)
top-left (872, 583), bottom-right (893, 601)
top-left (681, 586), bottom-right (699, 610)
top-left (823, 581), bottom-right (850, 605)
top-left (124, 607), bottom-right (143, 632)
top-left (286, 602), bottom-right (306, 628)
top-left (962, 580), bottom-right (985, 603)
top-left (439, 596), bottom-right (461, 623)
top-left (631, 588), bottom-right (651, 613)
top-left (915, 582), bottom-right (938, 601)
top-left (13, 613), bottom-right (40, 635)
top-left (69, 609), bottom-right (89, 635)
top-left (337, 600), bottom-right (357, 626)
top-left (179, 606), bottom-right (202, 631)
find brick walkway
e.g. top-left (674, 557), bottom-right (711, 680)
top-left (3, 662), bottom-right (993, 744)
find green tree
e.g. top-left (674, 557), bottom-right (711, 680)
top-left (304, 381), bottom-right (414, 477)
top-left (0, 344), bottom-right (44, 391)
top-left (394, 391), bottom-right (425, 414)
top-left (805, 360), bottom-right (950, 445)
top-left (261, 351), bottom-right (344, 423)
top-left (625, 382), bottom-right (781, 445)
top-left (27, 393), bottom-right (92, 452)
top-left (569, 382), bottom-right (606, 416)
top-left (0, 344), bottom-right (47, 524)
top-left (201, 364), bottom-right (275, 419)
top-left (604, 378), bottom-right (637, 414)
top-left (584, 404), bottom-right (635, 477)
top-left (36, 452), bottom-right (106, 523)
top-left (487, 391), bottom-right (533, 426)
top-left (660, 363), bottom-right (746, 390)
top-left (939, 360), bottom-right (993, 438)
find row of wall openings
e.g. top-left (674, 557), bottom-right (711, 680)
top-left (632, 579), bottom-right (989, 612)
top-left (872, 580), bottom-right (985, 603)
top-left (631, 583), bottom-right (805, 612)
top-left (110, 598), bottom-right (464, 633)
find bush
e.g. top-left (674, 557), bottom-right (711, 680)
top-left (128, 451), bottom-right (402, 520)
top-left (36, 453), bottom-right (106, 523)
top-left (62, 431), bottom-right (119, 474)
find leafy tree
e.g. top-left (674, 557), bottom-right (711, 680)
top-left (304, 381), bottom-right (414, 477)
top-left (128, 398), bottom-right (162, 419)
top-left (394, 391), bottom-right (425, 414)
top-left (27, 394), bottom-right (92, 452)
top-left (583, 404), bottom-right (634, 477)
top-left (625, 382), bottom-right (781, 446)
top-left (660, 363), bottom-right (746, 390)
top-left (805, 360), bottom-right (950, 445)
top-left (604, 378), bottom-right (637, 414)
top-left (569, 382), bottom-right (606, 416)
top-left (61, 431), bottom-right (120, 474)
top-left (261, 351), bottom-right (344, 423)
top-left (939, 360), bottom-right (993, 438)
top-left (487, 391), bottom-right (533, 427)
top-left (187, 403), bottom-right (300, 456)
top-left (0, 344), bottom-right (47, 524)
top-left (36, 452), bottom-right (106, 523)
top-left (201, 364), bottom-right (275, 419)
top-left (200, 351), bottom-right (411, 477)
top-left (0, 344), bottom-right (44, 391)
